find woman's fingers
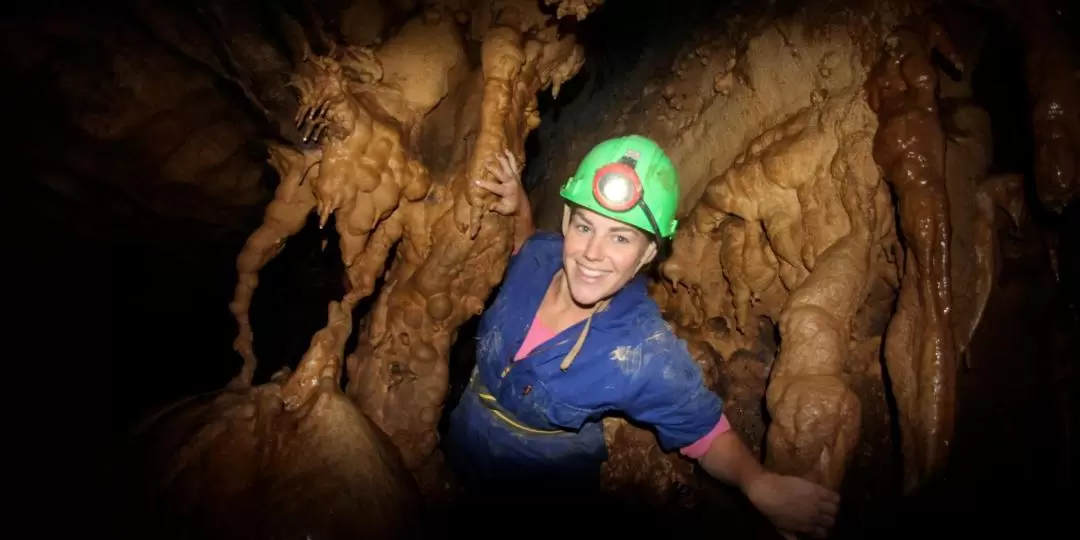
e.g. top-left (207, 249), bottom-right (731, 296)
top-left (486, 161), bottom-right (516, 187)
top-left (474, 179), bottom-right (507, 196)
top-left (475, 179), bottom-right (516, 214)
top-left (485, 161), bottom-right (507, 182)
top-left (474, 149), bottom-right (523, 216)
top-left (494, 200), bottom-right (514, 214)
top-left (816, 510), bottom-right (836, 528)
top-left (818, 485), bottom-right (841, 505)
top-left (494, 152), bottom-right (516, 180)
top-left (502, 148), bottom-right (519, 172)
top-left (817, 496), bottom-right (839, 517)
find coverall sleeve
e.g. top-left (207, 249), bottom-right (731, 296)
top-left (619, 324), bottom-right (725, 452)
top-left (505, 231), bottom-right (558, 273)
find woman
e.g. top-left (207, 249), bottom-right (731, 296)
top-left (446, 135), bottom-right (839, 538)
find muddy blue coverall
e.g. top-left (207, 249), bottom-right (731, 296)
top-left (444, 231), bottom-right (724, 495)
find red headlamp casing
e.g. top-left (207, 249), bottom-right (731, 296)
top-left (591, 162), bottom-right (643, 212)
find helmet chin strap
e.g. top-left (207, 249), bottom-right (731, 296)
top-left (634, 196), bottom-right (667, 259)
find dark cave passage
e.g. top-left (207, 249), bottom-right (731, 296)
top-left (970, 15), bottom-right (1034, 179)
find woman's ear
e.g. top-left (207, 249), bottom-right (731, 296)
top-left (637, 241), bottom-right (658, 272)
top-left (561, 204), bottom-right (572, 234)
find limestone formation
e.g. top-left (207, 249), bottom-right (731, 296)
top-left (221, 2), bottom-right (593, 497)
top-left (866, 14), bottom-right (963, 493)
top-left (1021, 0), bottom-right (1079, 213)
top-left (115, 302), bottom-right (427, 540)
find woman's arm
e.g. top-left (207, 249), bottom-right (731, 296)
top-left (696, 430), bottom-right (765, 491)
top-left (473, 148), bottom-right (534, 255)
top-left (513, 190), bottom-right (535, 255)
top-left (699, 430), bottom-right (841, 539)
top-left (680, 416), bottom-right (766, 493)
top-left (617, 326), bottom-right (840, 538)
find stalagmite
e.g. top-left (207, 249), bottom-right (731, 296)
top-left (227, 20), bottom-right (450, 381)
top-left (866, 15), bottom-right (963, 492)
top-left (658, 99), bottom-right (889, 491)
top-left (967, 173), bottom-right (1026, 356)
top-left (1022, 0), bottom-right (1079, 213)
top-left (764, 128), bottom-right (880, 489)
top-left (939, 91), bottom-right (1028, 366)
top-left (228, 143), bottom-right (321, 388)
top-left (942, 100), bottom-right (992, 367)
top-left (116, 302), bottom-right (427, 540)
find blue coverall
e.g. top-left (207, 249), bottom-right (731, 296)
top-left (444, 231), bottom-right (724, 496)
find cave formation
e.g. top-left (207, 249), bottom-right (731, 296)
top-left (13, 0), bottom-right (1077, 537)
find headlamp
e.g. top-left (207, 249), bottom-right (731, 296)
top-left (592, 163), bottom-right (642, 212)
top-left (590, 158), bottom-right (665, 250)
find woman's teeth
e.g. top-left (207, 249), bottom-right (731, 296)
top-left (579, 266), bottom-right (606, 280)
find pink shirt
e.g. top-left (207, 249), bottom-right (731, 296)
top-left (513, 313), bottom-right (729, 458)
top-left (514, 316), bottom-right (557, 361)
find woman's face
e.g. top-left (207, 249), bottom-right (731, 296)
top-left (561, 206), bottom-right (657, 308)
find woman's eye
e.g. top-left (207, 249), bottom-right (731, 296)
top-left (614, 235), bottom-right (629, 244)
top-left (576, 224), bottom-right (590, 234)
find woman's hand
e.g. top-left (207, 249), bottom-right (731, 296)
top-left (474, 148), bottom-right (525, 215)
top-left (744, 471), bottom-right (841, 539)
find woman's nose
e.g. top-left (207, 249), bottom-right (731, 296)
top-left (584, 237), bottom-right (604, 261)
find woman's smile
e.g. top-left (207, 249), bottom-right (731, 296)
top-left (574, 263), bottom-right (610, 283)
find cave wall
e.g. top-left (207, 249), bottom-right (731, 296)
top-left (523, 0), bottom-right (720, 224)
top-left (529, 0), bottom-right (897, 226)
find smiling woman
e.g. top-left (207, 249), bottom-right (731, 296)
top-left (447, 135), bottom-right (843, 539)
top-left (560, 206), bottom-right (658, 308)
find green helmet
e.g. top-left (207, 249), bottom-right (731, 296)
top-left (559, 135), bottom-right (680, 239)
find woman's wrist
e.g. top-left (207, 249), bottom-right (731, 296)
top-left (512, 197), bottom-right (534, 254)
top-left (738, 464), bottom-right (768, 496)
top-left (699, 429), bottom-right (768, 492)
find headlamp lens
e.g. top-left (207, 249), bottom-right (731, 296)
top-left (591, 162), bottom-right (642, 212)
top-left (598, 173), bottom-right (632, 204)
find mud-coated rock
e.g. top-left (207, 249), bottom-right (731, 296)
top-left (113, 381), bottom-right (427, 540)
